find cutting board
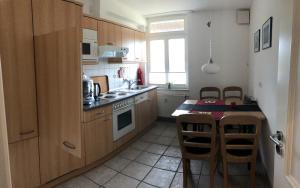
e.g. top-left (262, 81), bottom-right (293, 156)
top-left (91, 75), bottom-right (109, 93)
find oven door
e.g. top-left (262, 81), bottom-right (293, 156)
top-left (113, 105), bottom-right (135, 141)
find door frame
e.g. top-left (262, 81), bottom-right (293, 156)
top-left (0, 55), bottom-right (12, 188)
top-left (284, 0), bottom-right (300, 186)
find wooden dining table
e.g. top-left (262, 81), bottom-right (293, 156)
top-left (171, 100), bottom-right (266, 120)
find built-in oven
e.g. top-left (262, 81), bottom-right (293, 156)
top-left (82, 29), bottom-right (98, 61)
top-left (112, 98), bottom-right (135, 141)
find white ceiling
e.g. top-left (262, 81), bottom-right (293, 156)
top-left (117, 0), bottom-right (253, 17)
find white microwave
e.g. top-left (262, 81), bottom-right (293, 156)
top-left (82, 29), bottom-right (98, 61)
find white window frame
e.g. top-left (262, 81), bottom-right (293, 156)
top-left (146, 15), bottom-right (189, 89)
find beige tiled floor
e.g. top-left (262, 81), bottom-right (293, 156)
top-left (56, 121), bottom-right (270, 188)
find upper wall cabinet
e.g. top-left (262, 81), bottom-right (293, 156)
top-left (32, 0), bottom-right (84, 182)
top-left (134, 31), bottom-right (146, 62)
top-left (83, 16), bottom-right (146, 63)
top-left (99, 21), bottom-right (115, 46)
top-left (82, 16), bottom-right (98, 31)
top-left (122, 27), bottom-right (135, 61)
top-left (0, 0), bottom-right (38, 143)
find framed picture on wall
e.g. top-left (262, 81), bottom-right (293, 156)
top-left (254, 29), bottom-right (260, 53)
top-left (262, 17), bottom-right (273, 50)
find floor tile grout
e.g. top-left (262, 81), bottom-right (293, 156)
top-left (57, 122), bottom-right (270, 188)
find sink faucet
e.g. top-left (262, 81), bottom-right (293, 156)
top-left (123, 79), bottom-right (137, 89)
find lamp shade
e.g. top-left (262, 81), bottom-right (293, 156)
top-left (201, 61), bottom-right (220, 74)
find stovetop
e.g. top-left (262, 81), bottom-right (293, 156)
top-left (83, 86), bottom-right (158, 111)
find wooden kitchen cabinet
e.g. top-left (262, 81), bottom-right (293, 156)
top-left (82, 16), bottom-right (98, 30)
top-left (0, 0), bottom-right (38, 143)
top-left (32, 0), bottom-right (84, 183)
top-left (134, 31), bottom-right (146, 62)
top-left (83, 105), bottom-right (114, 165)
top-left (99, 21), bottom-right (116, 46)
top-left (135, 101), bottom-right (148, 133)
top-left (135, 89), bottom-right (158, 133)
top-left (84, 115), bottom-right (114, 165)
top-left (149, 89), bottom-right (158, 123)
top-left (122, 27), bottom-right (135, 61)
top-left (9, 137), bottom-right (40, 188)
top-left (115, 24), bottom-right (123, 47)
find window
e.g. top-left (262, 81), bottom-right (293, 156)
top-left (148, 18), bottom-right (187, 87)
top-left (148, 37), bottom-right (187, 86)
top-left (149, 19), bottom-right (185, 33)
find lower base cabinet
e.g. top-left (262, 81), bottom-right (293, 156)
top-left (84, 114), bottom-right (115, 165)
top-left (9, 137), bottom-right (40, 188)
top-left (135, 89), bottom-right (158, 133)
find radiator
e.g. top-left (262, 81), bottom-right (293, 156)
top-left (157, 90), bottom-right (189, 117)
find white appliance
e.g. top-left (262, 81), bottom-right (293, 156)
top-left (112, 98), bottom-right (135, 141)
top-left (82, 29), bottom-right (98, 61)
top-left (135, 93), bottom-right (149, 104)
top-left (98, 45), bottom-right (129, 58)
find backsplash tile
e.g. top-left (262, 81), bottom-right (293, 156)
top-left (83, 60), bottom-right (139, 90)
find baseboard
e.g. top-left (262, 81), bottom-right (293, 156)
top-left (157, 116), bottom-right (176, 123)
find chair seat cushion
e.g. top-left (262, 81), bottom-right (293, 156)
top-left (226, 139), bottom-right (253, 156)
top-left (185, 137), bottom-right (211, 154)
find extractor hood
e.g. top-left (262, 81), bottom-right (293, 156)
top-left (98, 45), bottom-right (129, 58)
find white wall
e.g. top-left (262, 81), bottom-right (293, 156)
top-left (248, 0), bottom-right (294, 185)
top-left (77, 0), bottom-right (147, 30)
top-left (100, 0), bottom-right (146, 31)
top-left (248, 0), bottom-right (280, 184)
top-left (76, 0), bottom-right (100, 17)
top-left (187, 10), bottom-right (249, 99)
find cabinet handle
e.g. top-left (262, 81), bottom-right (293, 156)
top-left (63, 141), bottom-right (76, 150)
top-left (107, 42), bottom-right (113, 46)
top-left (20, 130), bottom-right (35, 136)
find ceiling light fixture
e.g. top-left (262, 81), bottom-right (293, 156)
top-left (201, 17), bottom-right (220, 74)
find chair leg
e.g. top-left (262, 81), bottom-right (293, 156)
top-left (209, 158), bottom-right (216, 188)
top-left (250, 161), bottom-right (256, 188)
top-left (183, 159), bottom-right (189, 188)
top-left (222, 159), bottom-right (228, 188)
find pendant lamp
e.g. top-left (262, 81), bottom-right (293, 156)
top-left (201, 19), bottom-right (220, 74)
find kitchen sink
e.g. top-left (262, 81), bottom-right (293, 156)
top-left (130, 86), bottom-right (149, 90)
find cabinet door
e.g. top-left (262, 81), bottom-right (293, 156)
top-left (9, 137), bottom-right (40, 188)
top-left (82, 16), bottom-right (97, 30)
top-left (32, 0), bottom-right (84, 183)
top-left (0, 0), bottom-right (38, 143)
top-left (99, 21), bottom-right (115, 46)
top-left (134, 31), bottom-right (142, 61)
top-left (122, 27), bottom-right (135, 61)
top-left (135, 103), bottom-right (143, 133)
top-left (84, 115), bottom-right (114, 165)
top-left (115, 24), bottom-right (122, 47)
top-left (140, 100), bottom-right (151, 130)
top-left (149, 90), bottom-right (158, 123)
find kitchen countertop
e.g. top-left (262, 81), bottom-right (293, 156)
top-left (83, 86), bottom-right (158, 111)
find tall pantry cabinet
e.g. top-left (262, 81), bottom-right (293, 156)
top-left (32, 0), bottom-right (84, 184)
top-left (0, 0), bottom-right (84, 187)
top-left (0, 0), bottom-right (40, 188)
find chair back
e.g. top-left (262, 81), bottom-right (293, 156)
top-left (176, 114), bottom-right (217, 159)
top-left (223, 86), bottom-right (243, 100)
top-left (200, 87), bottom-right (221, 100)
top-left (219, 115), bottom-right (261, 163)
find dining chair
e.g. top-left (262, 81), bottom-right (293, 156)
top-left (176, 114), bottom-right (218, 188)
top-left (223, 86), bottom-right (243, 104)
top-left (219, 115), bottom-right (262, 188)
top-left (200, 87), bottom-right (221, 100)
